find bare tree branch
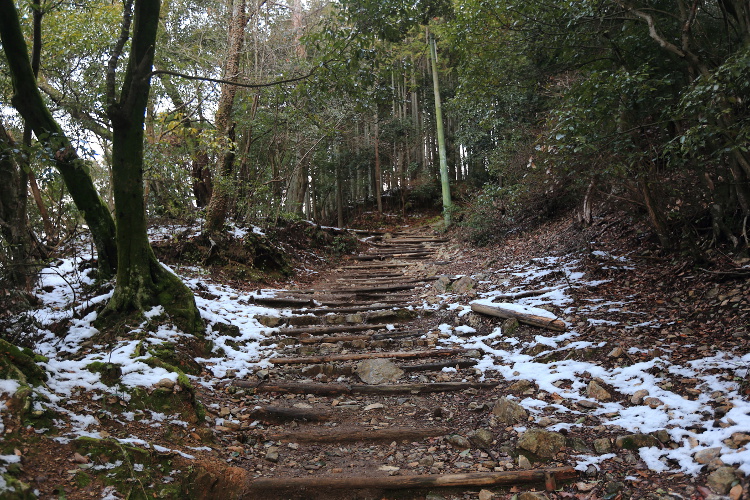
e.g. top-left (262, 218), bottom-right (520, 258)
top-left (149, 67), bottom-right (317, 89)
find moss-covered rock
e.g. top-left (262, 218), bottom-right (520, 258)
top-left (0, 339), bottom-right (47, 386)
top-left (0, 474), bottom-right (36, 499)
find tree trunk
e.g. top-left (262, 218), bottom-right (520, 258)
top-left (374, 112), bottom-right (383, 212)
top-left (428, 30), bottom-right (452, 224)
top-left (205, 0), bottom-right (248, 233)
top-left (102, 0), bottom-right (202, 334)
top-left (0, 0), bottom-right (118, 277)
top-left (0, 122), bottom-right (32, 287)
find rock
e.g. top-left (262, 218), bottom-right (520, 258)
top-left (434, 276), bottom-right (451, 293)
top-left (519, 492), bottom-right (547, 500)
top-left (537, 416), bottom-right (559, 427)
top-left (492, 397), bottom-right (528, 425)
top-left (653, 429), bottom-right (670, 444)
top-left (419, 455), bottom-right (435, 467)
top-left (508, 380), bottom-right (536, 393)
top-left (154, 378), bottom-right (176, 389)
top-left (356, 359), bottom-right (404, 384)
top-left (257, 315), bottom-right (282, 328)
top-left (517, 429), bottom-right (567, 458)
top-left (731, 433), bottom-right (750, 447)
top-left (479, 489), bottom-right (494, 500)
top-left (707, 466), bottom-right (737, 495)
top-left (470, 429), bottom-right (494, 448)
top-left (451, 276), bottom-right (474, 293)
top-left (577, 400), bottom-right (599, 409)
top-left (615, 434), bottom-right (660, 450)
top-left (518, 455), bottom-right (532, 469)
top-left (447, 434), bottom-right (471, 450)
top-left (729, 484), bottom-right (743, 500)
top-left (265, 447), bottom-right (279, 463)
top-left (608, 347), bottom-right (624, 358)
top-left (587, 380), bottom-right (611, 401)
top-left (594, 438), bottom-right (612, 454)
top-left (630, 389), bottom-right (649, 404)
top-left (502, 318), bottom-right (520, 336)
top-left (644, 397), bottom-right (664, 408)
top-left (567, 437), bottom-right (592, 453)
top-left (364, 403), bottom-right (384, 411)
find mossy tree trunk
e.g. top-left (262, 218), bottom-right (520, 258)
top-left (0, 0), bottom-right (118, 277)
top-left (102, 0), bottom-right (203, 334)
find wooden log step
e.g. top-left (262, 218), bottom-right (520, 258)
top-left (368, 251), bottom-right (433, 257)
top-left (371, 331), bottom-right (424, 341)
top-left (471, 301), bottom-right (566, 331)
top-left (298, 334), bottom-right (371, 344)
top-left (246, 467), bottom-right (578, 492)
top-left (232, 381), bottom-right (351, 395)
top-left (352, 381), bottom-right (498, 395)
top-left (313, 284), bottom-right (417, 294)
top-left (290, 304), bottom-right (400, 315)
top-left (268, 348), bottom-right (466, 365)
top-left (340, 263), bottom-right (408, 270)
top-left (401, 359), bottom-right (478, 372)
top-left (231, 380), bottom-right (495, 396)
top-left (247, 405), bottom-right (331, 423)
top-left (250, 296), bottom-right (316, 307)
top-left (276, 324), bottom-right (391, 337)
top-left (261, 425), bottom-right (448, 444)
top-left (317, 299), bottom-right (414, 307)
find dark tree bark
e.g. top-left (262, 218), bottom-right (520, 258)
top-left (0, 122), bottom-right (32, 287)
top-left (0, 0), bottom-right (118, 277)
top-left (101, 0), bottom-right (203, 334)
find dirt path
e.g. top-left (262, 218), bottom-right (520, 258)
top-left (214, 225), bottom-right (575, 499)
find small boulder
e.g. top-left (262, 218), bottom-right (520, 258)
top-left (586, 380), bottom-right (611, 402)
top-left (433, 276), bottom-right (451, 293)
top-left (707, 466), bottom-right (737, 495)
top-left (356, 359), bottom-right (404, 385)
top-left (517, 429), bottom-right (567, 458)
top-left (492, 397), bottom-right (528, 425)
top-left (630, 389), bottom-right (649, 405)
top-left (695, 447), bottom-right (722, 464)
top-left (502, 318), bottom-right (520, 336)
top-left (451, 276), bottom-right (475, 294)
top-left (447, 434), bottom-right (471, 450)
top-left (469, 429), bottom-right (494, 448)
top-left (615, 434), bottom-right (659, 450)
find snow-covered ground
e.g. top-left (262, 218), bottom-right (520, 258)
top-left (2, 231), bottom-right (749, 489)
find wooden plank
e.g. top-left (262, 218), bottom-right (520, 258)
top-left (276, 324), bottom-right (391, 337)
top-left (250, 296), bottom-right (316, 307)
top-left (247, 467), bottom-right (578, 491)
top-left (351, 382), bottom-right (498, 394)
top-left (298, 334), bottom-right (371, 344)
top-left (290, 305), bottom-right (398, 315)
top-left (231, 380), bottom-right (494, 395)
top-left (401, 359), bottom-right (478, 372)
top-left (247, 406), bottom-right (331, 423)
top-left (269, 348), bottom-right (466, 365)
top-left (471, 302), bottom-right (566, 331)
top-left (262, 425), bottom-right (448, 444)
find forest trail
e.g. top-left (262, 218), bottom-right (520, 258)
top-left (220, 225), bottom-right (576, 499)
